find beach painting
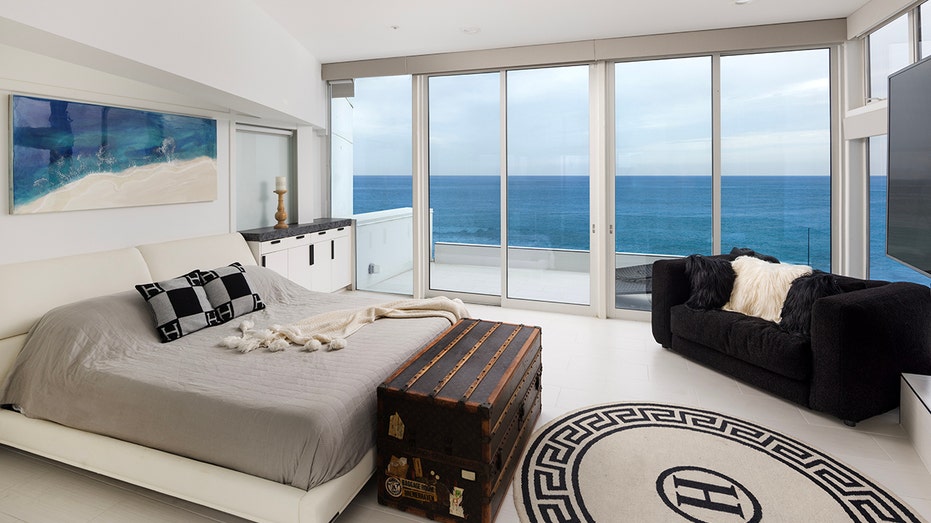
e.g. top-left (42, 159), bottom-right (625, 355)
top-left (10, 95), bottom-right (217, 214)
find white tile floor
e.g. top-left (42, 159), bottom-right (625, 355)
top-left (2, 300), bottom-right (930, 522)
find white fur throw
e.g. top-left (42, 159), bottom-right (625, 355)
top-left (723, 256), bottom-right (812, 323)
top-left (222, 296), bottom-right (470, 353)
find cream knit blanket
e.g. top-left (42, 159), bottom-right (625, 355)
top-left (221, 296), bottom-right (470, 353)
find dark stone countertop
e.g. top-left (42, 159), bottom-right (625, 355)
top-left (239, 218), bottom-right (352, 242)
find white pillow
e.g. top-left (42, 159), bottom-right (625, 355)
top-left (723, 256), bottom-right (812, 323)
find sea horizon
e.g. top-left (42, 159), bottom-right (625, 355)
top-left (354, 173), bottom-right (929, 284)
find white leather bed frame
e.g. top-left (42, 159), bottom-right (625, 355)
top-left (0, 233), bottom-right (373, 523)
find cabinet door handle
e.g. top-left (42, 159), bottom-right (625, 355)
top-left (261, 255), bottom-right (266, 267)
top-left (271, 239), bottom-right (281, 245)
top-left (296, 235), bottom-right (305, 240)
top-left (337, 227), bottom-right (345, 231)
top-left (309, 244), bottom-right (314, 266)
top-left (331, 240), bottom-right (335, 260)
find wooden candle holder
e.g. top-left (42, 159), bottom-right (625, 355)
top-left (274, 189), bottom-right (288, 229)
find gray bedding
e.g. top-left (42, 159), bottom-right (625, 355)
top-left (0, 266), bottom-right (453, 490)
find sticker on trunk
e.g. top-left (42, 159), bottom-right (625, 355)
top-left (388, 412), bottom-right (405, 440)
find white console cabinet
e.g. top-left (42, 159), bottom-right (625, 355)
top-left (243, 220), bottom-right (353, 293)
top-left (902, 373), bottom-right (931, 474)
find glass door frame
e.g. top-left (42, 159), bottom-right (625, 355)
top-left (409, 45), bottom-right (840, 320)
top-left (605, 46), bottom-right (841, 320)
top-left (415, 66), bottom-right (602, 317)
top-left (603, 59), bottom-right (660, 322)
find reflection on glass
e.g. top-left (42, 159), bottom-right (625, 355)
top-left (428, 72), bottom-right (502, 296)
top-left (869, 15), bottom-right (910, 99)
top-left (615, 57), bottom-right (712, 310)
top-left (506, 66), bottom-right (590, 305)
top-left (237, 131), bottom-right (293, 230)
top-left (867, 136), bottom-right (931, 284)
top-left (721, 49), bottom-right (831, 271)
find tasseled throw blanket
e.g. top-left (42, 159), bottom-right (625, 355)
top-left (221, 296), bottom-right (470, 353)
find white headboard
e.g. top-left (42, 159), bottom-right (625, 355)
top-left (0, 247), bottom-right (151, 384)
top-left (0, 247), bottom-right (152, 342)
top-left (138, 233), bottom-right (257, 281)
top-left (0, 233), bottom-right (257, 384)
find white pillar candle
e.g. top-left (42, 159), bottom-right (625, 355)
top-left (275, 176), bottom-right (287, 191)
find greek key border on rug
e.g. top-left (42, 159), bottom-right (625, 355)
top-left (516, 402), bottom-right (922, 523)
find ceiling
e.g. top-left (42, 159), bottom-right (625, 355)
top-left (252, 0), bottom-right (871, 64)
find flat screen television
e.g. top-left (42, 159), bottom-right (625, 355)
top-left (886, 55), bottom-right (931, 278)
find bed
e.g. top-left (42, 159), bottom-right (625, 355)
top-left (0, 232), bottom-right (456, 523)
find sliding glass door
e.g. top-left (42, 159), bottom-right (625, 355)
top-left (329, 47), bottom-right (834, 314)
top-left (506, 66), bottom-right (590, 305)
top-left (720, 49), bottom-right (831, 270)
top-left (330, 75), bottom-right (414, 295)
top-left (426, 66), bottom-right (591, 307)
top-left (611, 49), bottom-right (832, 313)
top-left (614, 57), bottom-right (712, 311)
top-left (428, 72), bottom-right (502, 296)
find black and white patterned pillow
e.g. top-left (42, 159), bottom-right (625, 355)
top-left (135, 271), bottom-right (220, 342)
top-left (200, 262), bottom-right (265, 323)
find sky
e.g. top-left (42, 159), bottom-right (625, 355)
top-left (344, 48), bottom-right (832, 177)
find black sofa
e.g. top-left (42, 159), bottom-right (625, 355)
top-left (651, 254), bottom-right (931, 424)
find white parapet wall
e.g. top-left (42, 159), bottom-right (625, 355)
top-left (354, 208), bottom-right (419, 291)
top-left (434, 243), bottom-right (672, 273)
top-left (434, 243), bottom-right (590, 271)
top-left (354, 208), bottom-right (676, 296)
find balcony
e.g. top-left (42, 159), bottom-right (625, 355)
top-left (354, 208), bottom-right (661, 310)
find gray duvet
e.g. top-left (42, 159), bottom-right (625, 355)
top-left (0, 266), bottom-right (452, 490)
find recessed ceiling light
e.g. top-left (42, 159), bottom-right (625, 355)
top-left (461, 26), bottom-right (481, 35)
top-left (389, 24), bottom-right (400, 30)
top-left (735, 0), bottom-right (753, 4)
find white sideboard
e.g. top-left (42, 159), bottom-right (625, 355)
top-left (901, 373), bottom-right (931, 474)
top-left (242, 219), bottom-right (353, 293)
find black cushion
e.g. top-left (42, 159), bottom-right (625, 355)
top-left (135, 271), bottom-right (220, 342)
top-left (728, 247), bottom-right (779, 264)
top-left (833, 274), bottom-right (889, 293)
top-left (684, 254), bottom-right (736, 310)
top-left (780, 271), bottom-right (844, 337)
top-left (201, 262), bottom-right (265, 323)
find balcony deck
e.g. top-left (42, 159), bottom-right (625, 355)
top-left (366, 262), bottom-right (652, 310)
top-left (354, 209), bottom-right (657, 310)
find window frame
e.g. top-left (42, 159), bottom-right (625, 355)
top-left (325, 34), bottom-right (844, 315)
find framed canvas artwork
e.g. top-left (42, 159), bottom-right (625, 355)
top-left (9, 95), bottom-right (217, 214)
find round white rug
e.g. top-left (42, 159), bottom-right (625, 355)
top-left (514, 402), bottom-right (926, 523)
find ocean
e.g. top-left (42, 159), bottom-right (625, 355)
top-left (354, 174), bottom-right (928, 283)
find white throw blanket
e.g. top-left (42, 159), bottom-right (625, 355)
top-left (221, 296), bottom-right (470, 353)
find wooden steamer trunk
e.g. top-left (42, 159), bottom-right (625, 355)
top-left (377, 319), bottom-right (542, 523)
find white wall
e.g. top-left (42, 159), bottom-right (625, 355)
top-left (0, 44), bottom-right (233, 265)
top-left (0, 0), bottom-right (326, 126)
top-left (0, 0), bottom-right (335, 265)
